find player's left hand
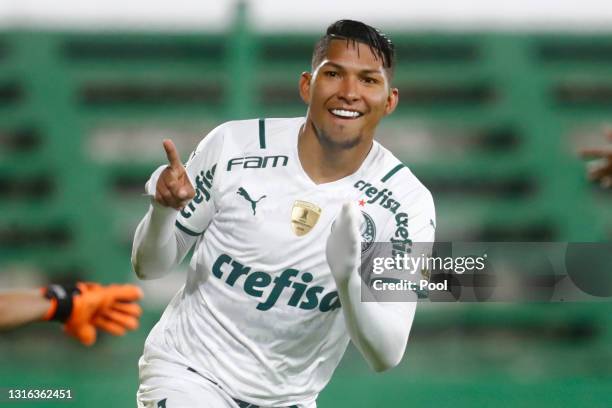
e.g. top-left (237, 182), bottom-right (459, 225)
top-left (326, 202), bottom-right (362, 286)
top-left (580, 128), bottom-right (612, 188)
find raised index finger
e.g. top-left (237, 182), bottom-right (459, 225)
top-left (163, 139), bottom-right (183, 169)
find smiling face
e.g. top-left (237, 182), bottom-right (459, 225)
top-left (299, 39), bottom-right (399, 150)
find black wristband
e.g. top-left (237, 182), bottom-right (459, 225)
top-left (43, 284), bottom-right (80, 322)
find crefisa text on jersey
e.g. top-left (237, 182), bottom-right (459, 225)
top-left (354, 180), bottom-right (413, 258)
top-left (212, 253), bottom-right (341, 312)
top-left (181, 164), bottom-right (216, 219)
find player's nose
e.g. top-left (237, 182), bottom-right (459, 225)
top-left (336, 76), bottom-right (360, 103)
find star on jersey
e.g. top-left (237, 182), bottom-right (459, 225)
top-left (237, 187), bottom-right (266, 215)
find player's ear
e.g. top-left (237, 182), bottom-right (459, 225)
top-left (384, 87), bottom-right (399, 116)
top-left (299, 72), bottom-right (312, 105)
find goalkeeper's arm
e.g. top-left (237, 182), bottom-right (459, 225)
top-left (0, 289), bottom-right (51, 330)
top-left (0, 282), bottom-right (143, 346)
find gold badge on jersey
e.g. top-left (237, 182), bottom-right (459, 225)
top-left (291, 200), bottom-right (322, 236)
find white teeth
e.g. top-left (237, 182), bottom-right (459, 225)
top-left (331, 109), bottom-right (361, 118)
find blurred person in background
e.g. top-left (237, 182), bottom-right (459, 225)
top-left (0, 282), bottom-right (143, 346)
top-left (581, 128), bottom-right (612, 188)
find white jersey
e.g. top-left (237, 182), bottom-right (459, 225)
top-left (141, 117), bottom-right (435, 406)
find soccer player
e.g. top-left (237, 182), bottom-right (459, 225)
top-left (133, 20), bottom-right (435, 408)
top-left (0, 282), bottom-right (143, 345)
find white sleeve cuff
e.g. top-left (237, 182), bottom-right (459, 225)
top-left (144, 165), bottom-right (169, 197)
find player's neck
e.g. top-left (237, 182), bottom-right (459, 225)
top-left (298, 122), bottom-right (373, 185)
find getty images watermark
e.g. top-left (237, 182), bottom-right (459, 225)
top-left (360, 242), bottom-right (612, 302)
top-left (371, 251), bottom-right (487, 293)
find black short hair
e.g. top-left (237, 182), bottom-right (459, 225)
top-left (312, 20), bottom-right (396, 81)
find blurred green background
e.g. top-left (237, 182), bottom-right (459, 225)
top-left (1, 3), bottom-right (612, 408)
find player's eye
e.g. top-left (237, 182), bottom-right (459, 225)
top-left (324, 71), bottom-right (339, 78)
top-left (362, 77), bottom-right (379, 84)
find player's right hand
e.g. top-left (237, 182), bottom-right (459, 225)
top-left (155, 139), bottom-right (196, 210)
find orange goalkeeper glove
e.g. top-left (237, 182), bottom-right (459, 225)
top-left (43, 282), bottom-right (143, 346)
top-left (91, 284), bottom-right (143, 337)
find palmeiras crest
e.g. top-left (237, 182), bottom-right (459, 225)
top-left (360, 211), bottom-right (376, 253)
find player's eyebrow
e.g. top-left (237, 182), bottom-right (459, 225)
top-left (321, 61), bottom-right (384, 76)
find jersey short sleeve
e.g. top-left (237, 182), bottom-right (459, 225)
top-left (172, 123), bottom-right (227, 236)
top-left (392, 189), bottom-right (435, 244)
top-left (364, 178), bottom-right (436, 300)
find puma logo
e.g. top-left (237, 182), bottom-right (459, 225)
top-left (237, 187), bottom-right (266, 215)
